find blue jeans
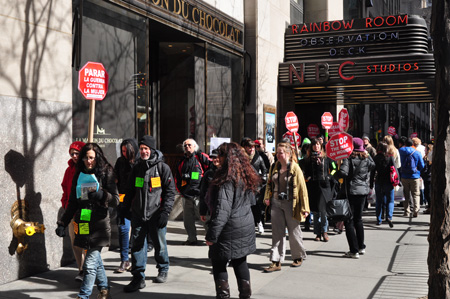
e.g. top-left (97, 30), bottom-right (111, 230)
top-left (130, 215), bottom-right (169, 280)
top-left (375, 183), bottom-right (394, 223)
top-left (78, 247), bottom-right (108, 299)
top-left (312, 211), bottom-right (328, 235)
top-left (117, 216), bottom-right (131, 262)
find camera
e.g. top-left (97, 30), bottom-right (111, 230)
top-left (182, 173), bottom-right (191, 179)
top-left (278, 192), bottom-right (288, 200)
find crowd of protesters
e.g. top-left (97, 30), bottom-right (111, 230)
top-left (56, 130), bottom-right (431, 298)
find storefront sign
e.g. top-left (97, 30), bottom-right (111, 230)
top-left (307, 124), bottom-right (320, 138)
top-left (140, 0), bottom-right (243, 46)
top-left (279, 15), bottom-right (434, 88)
top-left (326, 132), bottom-right (354, 160)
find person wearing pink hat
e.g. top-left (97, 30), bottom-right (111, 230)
top-left (60, 141), bottom-right (86, 282)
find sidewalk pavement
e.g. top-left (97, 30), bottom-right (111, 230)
top-left (0, 205), bottom-right (429, 299)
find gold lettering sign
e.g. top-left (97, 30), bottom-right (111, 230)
top-left (145, 0), bottom-right (242, 45)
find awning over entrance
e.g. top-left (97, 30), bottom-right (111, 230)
top-left (279, 15), bottom-right (435, 104)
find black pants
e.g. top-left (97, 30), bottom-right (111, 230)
top-left (344, 194), bottom-right (366, 254)
top-left (211, 256), bottom-right (250, 281)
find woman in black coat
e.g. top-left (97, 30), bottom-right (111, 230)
top-left (206, 142), bottom-right (261, 299)
top-left (56, 143), bottom-right (119, 299)
top-left (300, 138), bottom-right (337, 242)
top-left (337, 138), bottom-right (375, 259)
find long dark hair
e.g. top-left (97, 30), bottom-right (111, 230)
top-left (376, 142), bottom-right (389, 158)
top-left (307, 138), bottom-right (325, 158)
top-left (212, 142), bottom-right (261, 192)
top-left (76, 143), bottom-right (113, 179)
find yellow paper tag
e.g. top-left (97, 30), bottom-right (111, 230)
top-left (151, 177), bottom-right (161, 188)
top-left (79, 223), bottom-right (89, 235)
top-left (181, 180), bottom-right (187, 187)
top-left (119, 194), bottom-right (125, 202)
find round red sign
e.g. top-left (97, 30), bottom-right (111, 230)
top-left (326, 132), bottom-right (354, 160)
top-left (285, 111), bottom-right (299, 133)
top-left (78, 62), bottom-right (109, 100)
top-left (307, 124), bottom-right (320, 138)
top-left (328, 122), bottom-right (341, 137)
top-left (321, 112), bottom-right (333, 129)
top-left (388, 126), bottom-right (396, 136)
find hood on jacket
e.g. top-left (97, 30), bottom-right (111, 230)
top-left (142, 149), bottom-right (165, 168)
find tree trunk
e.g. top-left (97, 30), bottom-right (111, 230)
top-left (428, 0), bottom-right (450, 298)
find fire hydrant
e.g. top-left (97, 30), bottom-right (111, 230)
top-left (10, 200), bottom-right (45, 254)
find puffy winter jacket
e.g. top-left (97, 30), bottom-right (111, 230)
top-left (206, 181), bottom-right (256, 261)
top-left (124, 150), bottom-right (176, 221)
top-left (338, 155), bottom-right (375, 196)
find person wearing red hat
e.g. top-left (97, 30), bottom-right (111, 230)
top-left (60, 141), bottom-right (86, 282)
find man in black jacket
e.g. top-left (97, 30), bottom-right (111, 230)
top-left (176, 138), bottom-right (211, 245)
top-left (123, 135), bottom-right (176, 292)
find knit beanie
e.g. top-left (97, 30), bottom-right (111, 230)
top-left (69, 141), bottom-right (85, 153)
top-left (139, 135), bottom-right (156, 150)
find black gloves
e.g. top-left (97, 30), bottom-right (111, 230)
top-left (158, 213), bottom-right (169, 228)
top-left (55, 224), bottom-right (66, 237)
top-left (88, 189), bottom-right (104, 201)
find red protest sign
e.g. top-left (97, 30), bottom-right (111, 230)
top-left (283, 131), bottom-right (301, 147)
top-left (410, 132), bottom-right (418, 138)
top-left (321, 112), bottom-right (333, 129)
top-left (329, 122), bottom-right (341, 137)
top-left (326, 132), bottom-right (354, 160)
top-left (338, 108), bottom-right (349, 132)
top-left (285, 111), bottom-right (299, 133)
top-left (388, 126), bottom-right (396, 136)
top-left (78, 62), bottom-right (109, 100)
top-left (307, 124), bottom-right (320, 138)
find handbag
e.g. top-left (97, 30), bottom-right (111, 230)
top-left (326, 198), bottom-right (352, 221)
top-left (326, 174), bottom-right (352, 221)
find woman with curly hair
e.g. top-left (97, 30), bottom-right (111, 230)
top-left (56, 143), bottom-right (119, 299)
top-left (263, 142), bottom-right (310, 272)
top-left (205, 142), bottom-right (261, 299)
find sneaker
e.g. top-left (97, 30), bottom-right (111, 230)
top-left (154, 272), bottom-right (168, 283)
top-left (358, 248), bottom-right (366, 255)
top-left (343, 251), bottom-right (360, 259)
top-left (115, 261), bottom-right (131, 273)
top-left (257, 222), bottom-right (264, 234)
top-left (75, 270), bottom-right (84, 282)
top-left (263, 261), bottom-right (281, 273)
top-left (124, 278), bottom-right (146, 293)
top-left (97, 288), bottom-right (111, 299)
top-left (291, 258), bottom-right (303, 267)
top-left (182, 240), bottom-right (198, 246)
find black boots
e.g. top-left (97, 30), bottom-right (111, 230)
top-left (215, 278), bottom-right (251, 298)
top-left (238, 279), bottom-right (252, 299)
top-left (215, 279), bottom-right (230, 298)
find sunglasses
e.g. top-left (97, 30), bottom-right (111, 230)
top-left (184, 144), bottom-right (192, 148)
top-left (70, 152), bottom-right (80, 157)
